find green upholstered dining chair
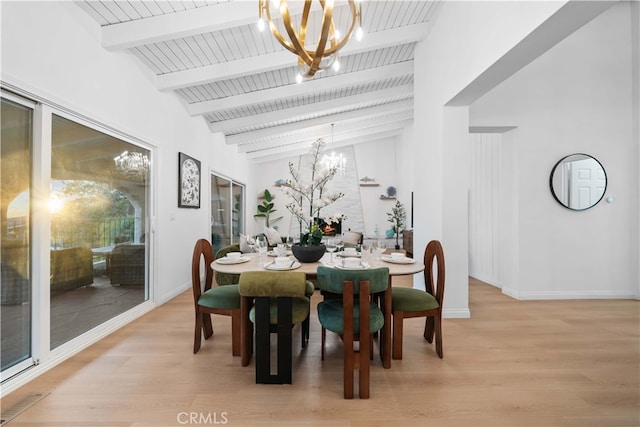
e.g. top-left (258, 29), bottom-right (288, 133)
top-left (391, 240), bottom-right (445, 360)
top-left (238, 271), bottom-right (312, 384)
top-left (316, 266), bottom-right (389, 399)
top-left (214, 244), bottom-right (241, 286)
top-left (192, 239), bottom-right (241, 356)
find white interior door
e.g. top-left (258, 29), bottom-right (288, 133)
top-left (568, 158), bottom-right (606, 209)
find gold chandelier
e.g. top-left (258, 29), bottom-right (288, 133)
top-left (258, 0), bottom-right (363, 82)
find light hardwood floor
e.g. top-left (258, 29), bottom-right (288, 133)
top-left (2, 277), bottom-right (638, 427)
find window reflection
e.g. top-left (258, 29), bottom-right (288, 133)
top-left (50, 115), bottom-right (149, 349)
top-left (550, 154), bottom-right (607, 211)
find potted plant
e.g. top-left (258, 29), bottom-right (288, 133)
top-left (281, 138), bottom-right (344, 262)
top-left (254, 188), bottom-right (281, 228)
top-left (386, 200), bottom-right (406, 250)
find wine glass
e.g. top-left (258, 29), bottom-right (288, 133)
top-left (285, 235), bottom-right (294, 252)
top-left (334, 234), bottom-right (344, 255)
top-left (255, 235), bottom-right (268, 265)
top-left (375, 239), bottom-right (386, 262)
top-left (326, 238), bottom-right (337, 265)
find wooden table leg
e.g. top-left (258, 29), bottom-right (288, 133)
top-left (240, 295), bottom-right (253, 366)
top-left (381, 278), bottom-right (392, 369)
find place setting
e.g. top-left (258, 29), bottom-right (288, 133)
top-left (333, 257), bottom-right (370, 270)
top-left (325, 240), bottom-right (370, 270)
top-left (381, 252), bottom-right (415, 264)
top-left (335, 247), bottom-right (361, 258)
top-left (263, 256), bottom-right (300, 271)
top-left (214, 251), bottom-right (251, 265)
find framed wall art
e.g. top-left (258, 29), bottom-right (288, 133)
top-left (178, 152), bottom-right (201, 208)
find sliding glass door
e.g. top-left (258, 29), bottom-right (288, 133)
top-left (1, 95), bottom-right (34, 377)
top-left (1, 91), bottom-right (152, 385)
top-left (49, 114), bottom-right (149, 349)
top-left (210, 174), bottom-right (245, 256)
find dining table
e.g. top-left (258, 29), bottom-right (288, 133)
top-left (211, 250), bottom-right (424, 369)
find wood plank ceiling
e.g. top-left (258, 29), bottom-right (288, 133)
top-left (76, 1), bottom-right (438, 162)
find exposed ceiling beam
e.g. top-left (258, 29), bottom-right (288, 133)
top-left (101, 2), bottom-right (273, 50)
top-left (187, 61), bottom-right (413, 116)
top-left (156, 23), bottom-right (428, 91)
top-left (236, 112), bottom-right (412, 152)
top-left (225, 99), bottom-right (414, 144)
top-left (207, 84), bottom-right (414, 133)
top-left (247, 128), bottom-right (405, 162)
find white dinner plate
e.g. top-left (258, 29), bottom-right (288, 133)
top-left (334, 261), bottom-right (370, 270)
top-left (337, 252), bottom-right (361, 258)
top-left (215, 256), bottom-right (251, 265)
top-left (381, 255), bottom-right (415, 264)
top-left (267, 250), bottom-right (293, 257)
top-left (265, 261), bottom-right (300, 271)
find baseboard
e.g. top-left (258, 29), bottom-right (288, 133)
top-left (157, 281), bottom-right (190, 305)
top-left (469, 274), bottom-right (501, 289)
top-left (503, 288), bottom-right (637, 300)
top-left (443, 308), bottom-right (471, 318)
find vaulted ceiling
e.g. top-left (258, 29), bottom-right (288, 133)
top-left (76, 1), bottom-right (438, 162)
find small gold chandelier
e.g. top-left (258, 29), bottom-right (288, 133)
top-left (258, 0), bottom-right (363, 82)
top-left (320, 123), bottom-right (346, 174)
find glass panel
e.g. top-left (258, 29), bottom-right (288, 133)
top-left (50, 115), bottom-right (149, 349)
top-left (211, 175), bottom-right (231, 255)
top-left (231, 183), bottom-right (244, 243)
top-left (1, 98), bottom-right (33, 372)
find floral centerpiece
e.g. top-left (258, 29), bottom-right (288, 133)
top-left (281, 138), bottom-right (344, 261)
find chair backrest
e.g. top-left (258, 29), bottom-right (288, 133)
top-left (423, 240), bottom-right (445, 305)
top-left (316, 266), bottom-right (389, 295)
top-left (214, 244), bottom-right (241, 286)
top-left (342, 231), bottom-right (363, 247)
top-left (238, 271), bottom-right (307, 297)
top-left (192, 239), bottom-right (214, 304)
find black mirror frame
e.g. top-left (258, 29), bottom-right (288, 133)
top-left (549, 153), bottom-right (607, 211)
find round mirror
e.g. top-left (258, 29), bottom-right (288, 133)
top-left (549, 153), bottom-right (607, 211)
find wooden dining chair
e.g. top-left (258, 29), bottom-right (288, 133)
top-left (391, 239), bottom-right (445, 360)
top-left (191, 239), bottom-right (241, 356)
top-left (238, 271), bottom-right (311, 384)
top-left (316, 266), bottom-right (389, 399)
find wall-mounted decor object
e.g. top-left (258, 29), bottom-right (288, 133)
top-left (380, 185), bottom-right (397, 200)
top-left (359, 176), bottom-right (380, 187)
top-left (178, 152), bottom-right (201, 208)
top-left (549, 153), bottom-right (607, 211)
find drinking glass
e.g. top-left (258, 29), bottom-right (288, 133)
top-left (360, 243), bottom-right (371, 264)
top-left (375, 239), bottom-right (386, 262)
top-left (326, 238), bottom-right (337, 265)
top-left (255, 235), bottom-right (268, 265)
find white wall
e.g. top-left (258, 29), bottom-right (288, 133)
top-left (1, 1), bottom-right (250, 304)
top-left (411, 0), bottom-right (627, 317)
top-left (470, 2), bottom-right (639, 299)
